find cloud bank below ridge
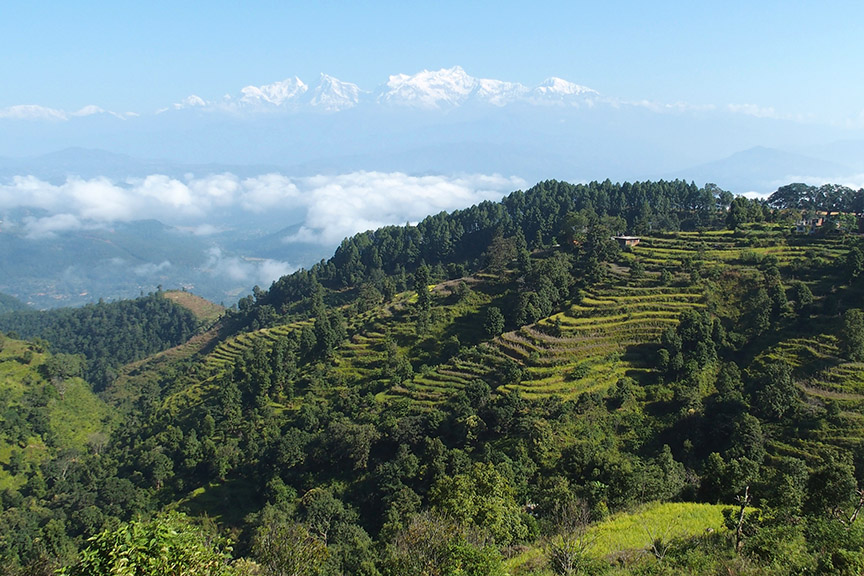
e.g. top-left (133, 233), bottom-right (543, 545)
top-left (1, 171), bottom-right (525, 247)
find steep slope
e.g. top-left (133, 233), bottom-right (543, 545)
top-left (0, 336), bottom-right (114, 491)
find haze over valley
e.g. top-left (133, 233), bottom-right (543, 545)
top-left (3, 65), bottom-right (864, 307)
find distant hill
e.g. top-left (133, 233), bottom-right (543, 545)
top-left (666, 145), bottom-right (854, 194)
top-left (0, 292), bottom-right (28, 314)
top-left (0, 291), bottom-right (199, 390)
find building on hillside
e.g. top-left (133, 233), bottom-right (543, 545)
top-left (795, 217), bottom-right (825, 234)
top-left (613, 236), bottom-right (641, 248)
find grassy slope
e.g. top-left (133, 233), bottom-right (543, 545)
top-left (506, 502), bottom-right (731, 574)
top-left (0, 338), bottom-right (114, 490)
top-left (163, 290), bottom-right (225, 325)
top-left (104, 290), bottom-right (225, 410)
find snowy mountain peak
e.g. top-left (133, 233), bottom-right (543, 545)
top-left (240, 77), bottom-right (308, 106)
top-left (310, 74), bottom-right (364, 111)
top-left (376, 67), bottom-right (597, 109)
top-left (534, 77), bottom-right (598, 97)
top-left (475, 78), bottom-right (530, 106)
top-left (379, 66), bottom-right (479, 108)
top-left (155, 67), bottom-right (600, 115)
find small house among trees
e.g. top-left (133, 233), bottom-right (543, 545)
top-left (613, 235), bottom-right (641, 248)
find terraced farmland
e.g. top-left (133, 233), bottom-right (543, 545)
top-left (504, 284), bottom-right (704, 398)
top-left (749, 335), bottom-right (864, 460)
top-left (130, 226), bottom-right (858, 411)
top-left (391, 264), bottom-right (707, 403)
top-left (389, 226), bottom-right (857, 404)
top-left (631, 227), bottom-right (849, 271)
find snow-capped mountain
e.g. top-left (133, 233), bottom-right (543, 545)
top-left (309, 74), bottom-right (364, 111)
top-left (240, 76), bottom-right (308, 106)
top-left (532, 77), bottom-right (598, 100)
top-left (474, 78), bottom-right (530, 106)
top-left (375, 66), bottom-right (595, 108)
top-left (161, 67), bottom-right (600, 113)
top-left (377, 66), bottom-right (480, 108)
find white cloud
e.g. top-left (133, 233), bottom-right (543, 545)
top-left (24, 213), bottom-right (85, 239)
top-left (766, 173), bottom-right (864, 191)
top-left (72, 105), bottom-right (105, 117)
top-left (0, 103), bottom-right (131, 121)
top-left (69, 177), bottom-right (138, 220)
top-left (137, 174), bottom-right (199, 212)
top-left (0, 104), bottom-right (67, 120)
top-left (191, 224), bottom-right (221, 236)
top-left (133, 260), bottom-right (172, 276)
top-left (0, 170), bottom-right (525, 247)
top-left (71, 105), bottom-right (129, 120)
top-left (239, 174), bottom-right (300, 212)
top-left (727, 103), bottom-right (778, 119)
top-left (186, 173), bottom-right (240, 208)
top-left (741, 190), bottom-right (769, 199)
top-left (203, 247), bottom-right (296, 287)
top-left (284, 171), bottom-right (525, 245)
top-left (622, 99), bottom-right (716, 114)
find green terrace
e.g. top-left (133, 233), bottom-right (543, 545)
top-left (390, 254), bottom-right (708, 403)
top-left (753, 335), bottom-right (864, 459)
top-left (140, 227), bottom-right (859, 415)
top-left (630, 227), bottom-right (849, 268)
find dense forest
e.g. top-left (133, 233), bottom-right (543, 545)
top-left (3, 179), bottom-right (864, 575)
top-left (0, 291), bottom-right (200, 390)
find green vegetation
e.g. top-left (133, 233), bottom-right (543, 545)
top-left (0, 290), bottom-right (200, 390)
top-left (0, 334), bottom-right (113, 504)
top-left (507, 502), bottom-right (730, 573)
top-left (59, 511), bottom-right (245, 576)
top-left (0, 292), bottom-right (28, 315)
top-left (163, 289), bottom-right (226, 325)
top-left (4, 178), bottom-right (864, 575)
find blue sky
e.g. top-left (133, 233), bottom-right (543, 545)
top-left (2, 1), bottom-right (862, 125)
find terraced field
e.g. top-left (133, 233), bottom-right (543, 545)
top-left (632, 227), bottom-right (848, 271)
top-left (126, 226), bottom-right (859, 410)
top-left (390, 226), bottom-right (855, 403)
top-left (754, 336), bottom-right (864, 460)
top-left (392, 261), bottom-right (707, 403)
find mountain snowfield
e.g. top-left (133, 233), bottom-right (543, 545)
top-left (168, 66), bottom-right (598, 113)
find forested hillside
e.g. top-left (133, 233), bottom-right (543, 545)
top-left (3, 179), bottom-right (864, 575)
top-left (0, 291), bottom-right (200, 390)
top-left (0, 293), bottom-right (27, 315)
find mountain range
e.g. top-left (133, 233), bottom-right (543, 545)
top-left (162, 66), bottom-right (599, 113)
top-left (2, 66), bottom-right (861, 191)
